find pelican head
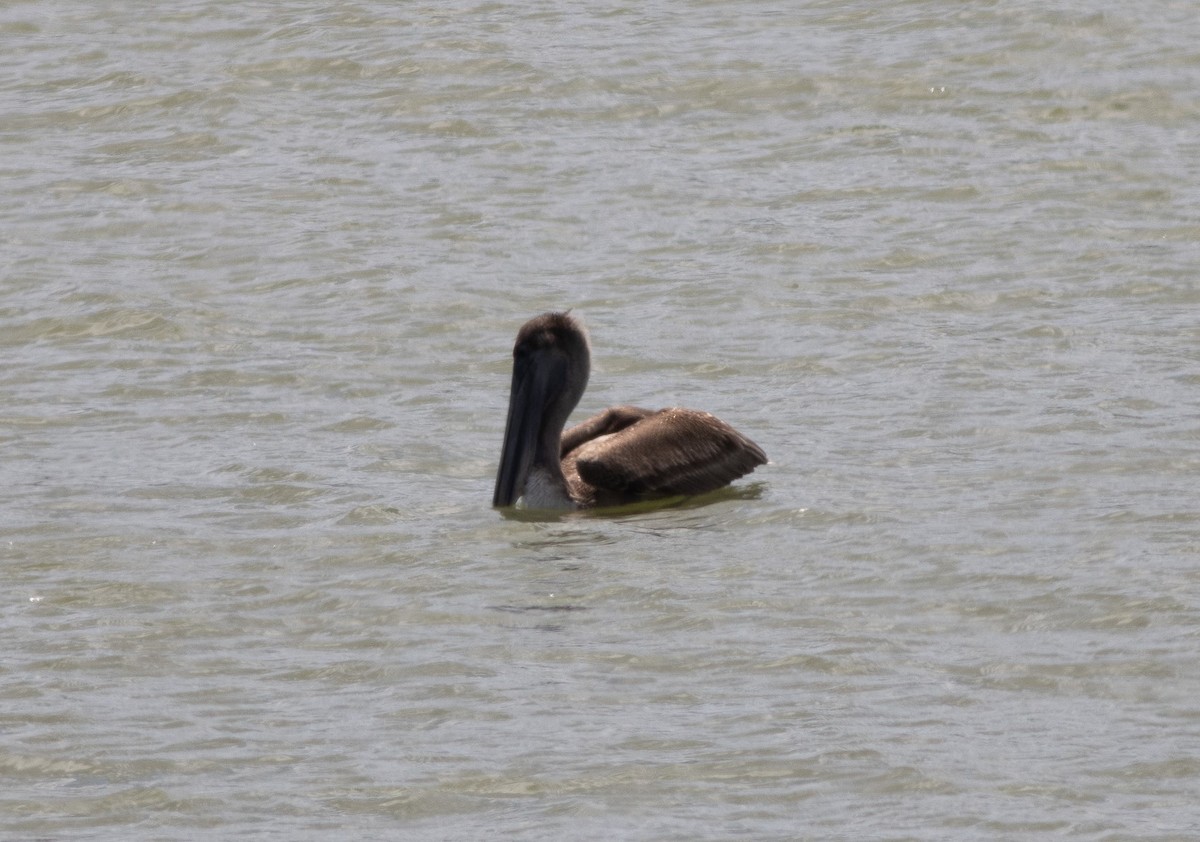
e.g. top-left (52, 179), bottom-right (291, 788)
top-left (493, 312), bottom-right (591, 508)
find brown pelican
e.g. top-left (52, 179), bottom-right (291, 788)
top-left (493, 312), bottom-right (767, 509)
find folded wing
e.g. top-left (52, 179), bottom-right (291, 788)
top-left (567, 407), bottom-right (767, 498)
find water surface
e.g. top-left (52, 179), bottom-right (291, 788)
top-left (3, 1), bottom-right (1199, 838)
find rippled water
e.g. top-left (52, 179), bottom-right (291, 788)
top-left (4, 1), bottom-right (1199, 839)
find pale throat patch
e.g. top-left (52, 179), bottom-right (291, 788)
top-left (518, 466), bottom-right (575, 509)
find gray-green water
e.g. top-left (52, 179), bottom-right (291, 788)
top-left (4, 2), bottom-right (1199, 838)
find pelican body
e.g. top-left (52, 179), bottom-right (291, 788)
top-left (493, 312), bottom-right (767, 510)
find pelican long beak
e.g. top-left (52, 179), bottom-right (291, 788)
top-left (493, 349), bottom-right (565, 507)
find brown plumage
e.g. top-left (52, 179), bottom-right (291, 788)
top-left (493, 312), bottom-right (767, 510)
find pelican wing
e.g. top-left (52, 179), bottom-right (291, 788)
top-left (560, 405), bottom-right (655, 458)
top-left (572, 408), bottom-right (767, 497)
